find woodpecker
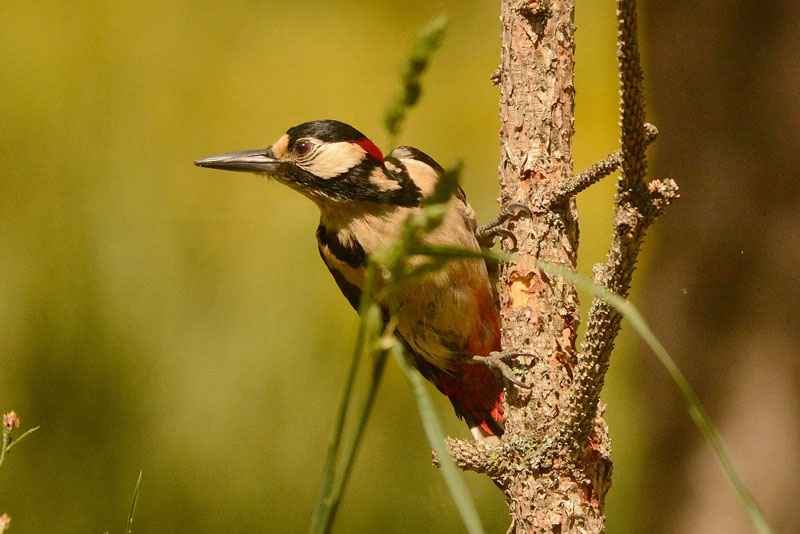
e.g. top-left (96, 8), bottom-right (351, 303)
top-left (195, 120), bottom-right (525, 441)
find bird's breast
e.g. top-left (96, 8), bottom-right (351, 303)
top-left (318, 200), bottom-right (500, 369)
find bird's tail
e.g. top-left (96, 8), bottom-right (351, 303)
top-left (401, 339), bottom-right (505, 440)
top-left (439, 363), bottom-right (504, 439)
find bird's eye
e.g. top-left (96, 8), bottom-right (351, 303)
top-left (294, 141), bottom-right (311, 156)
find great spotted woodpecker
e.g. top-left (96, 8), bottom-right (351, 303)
top-left (195, 120), bottom-right (526, 441)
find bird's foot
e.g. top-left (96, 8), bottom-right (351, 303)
top-left (475, 203), bottom-right (532, 250)
top-left (473, 351), bottom-right (532, 389)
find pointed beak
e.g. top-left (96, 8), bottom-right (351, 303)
top-left (194, 148), bottom-right (281, 174)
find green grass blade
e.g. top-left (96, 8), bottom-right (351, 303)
top-left (409, 244), bottom-right (511, 263)
top-left (125, 470), bottom-right (142, 534)
top-left (321, 351), bottom-right (388, 534)
top-left (391, 343), bottom-right (485, 534)
top-left (4, 425), bottom-right (39, 453)
top-left (1, 423), bottom-right (40, 473)
top-left (312, 11), bottom-right (451, 531)
top-left (309, 301), bottom-right (370, 533)
top-left (536, 260), bottom-right (773, 534)
top-left (310, 267), bottom-right (381, 534)
top-left (384, 15), bottom-right (448, 144)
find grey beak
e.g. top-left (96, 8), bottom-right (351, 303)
top-left (194, 148), bottom-right (280, 173)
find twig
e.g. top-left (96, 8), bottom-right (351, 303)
top-left (547, 123), bottom-right (658, 207)
top-left (437, 438), bottom-right (508, 479)
top-left (558, 0), bottom-right (678, 448)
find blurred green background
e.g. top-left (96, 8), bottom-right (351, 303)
top-left (3, 1), bottom-right (794, 533)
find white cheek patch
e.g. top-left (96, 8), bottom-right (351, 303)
top-left (302, 141), bottom-right (366, 179)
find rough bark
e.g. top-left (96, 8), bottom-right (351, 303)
top-left (445, 1), bottom-right (676, 532)
top-left (494, 2), bottom-right (610, 532)
top-left (447, 1), bottom-right (610, 532)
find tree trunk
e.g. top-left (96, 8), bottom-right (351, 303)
top-left (497, 2), bottom-right (611, 532)
top-left (445, 0), bottom-right (672, 529)
top-left (444, 1), bottom-right (673, 531)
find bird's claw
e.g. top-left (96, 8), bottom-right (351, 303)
top-left (475, 203), bottom-right (532, 251)
top-left (506, 203), bottom-right (532, 217)
top-left (473, 351), bottom-right (533, 389)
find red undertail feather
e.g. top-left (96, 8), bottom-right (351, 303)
top-left (443, 288), bottom-right (505, 436)
top-left (440, 365), bottom-right (505, 436)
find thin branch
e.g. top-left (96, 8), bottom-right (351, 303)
top-left (537, 261), bottom-right (773, 534)
top-left (547, 123), bottom-right (658, 208)
top-left (617, 0), bottom-right (649, 197)
top-left (558, 0), bottom-right (678, 448)
top-left (436, 438), bottom-right (496, 476)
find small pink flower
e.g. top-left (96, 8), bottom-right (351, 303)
top-left (2, 412), bottom-right (19, 432)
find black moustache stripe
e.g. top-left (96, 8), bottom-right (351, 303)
top-left (280, 150), bottom-right (422, 207)
top-left (311, 157), bottom-right (422, 207)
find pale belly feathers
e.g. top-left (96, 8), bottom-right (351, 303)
top-left (318, 197), bottom-right (499, 371)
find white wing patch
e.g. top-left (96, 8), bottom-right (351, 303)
top-left (368, 166), bottom-right (401, 191)
top-left (397, 157), bottom-right (439, 196)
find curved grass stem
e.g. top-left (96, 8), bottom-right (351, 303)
top-left (537, 260), bottom-right (773, 534)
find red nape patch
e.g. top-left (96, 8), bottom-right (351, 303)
top-left (351, 138), bottom-right (385, 163)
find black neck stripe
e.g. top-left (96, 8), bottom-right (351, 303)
top-left (316, 225), bottom-right (366, 268)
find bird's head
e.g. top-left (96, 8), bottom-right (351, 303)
top-left (195, 120), bottom-right (422, 209)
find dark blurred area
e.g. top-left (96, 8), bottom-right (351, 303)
top-left (640, 1), bottom-right (800, 532)
top-left (0, 1), bottom-right (793, 533)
